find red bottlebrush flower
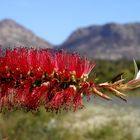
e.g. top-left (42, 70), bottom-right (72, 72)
top-left (0, 47), bottom-right (140, 113)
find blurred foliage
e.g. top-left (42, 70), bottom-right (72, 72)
top-left (84, 120), bottom-right (138, 140)
top-left (0, 108), bottom-right (65, 140)
top-left (90, 59), bottom-right (140, 82)
top-left (0, 107), bottom-right (139, 140)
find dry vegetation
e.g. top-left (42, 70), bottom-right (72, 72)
top-left (0, 101), bottom-right (140, 140)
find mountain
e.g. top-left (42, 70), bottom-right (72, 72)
top-left (59, 23), bottom-right (140, 60)
top-left (0, 19), bottom-right (52, 48)
top-left (1, 19), bottom-right (140, 60)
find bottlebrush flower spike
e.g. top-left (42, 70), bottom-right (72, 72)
top-left (0, 47), bottom-right (139, 113)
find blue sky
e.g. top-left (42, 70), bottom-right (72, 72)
top-left (0, 0), bottom-right (140, 45)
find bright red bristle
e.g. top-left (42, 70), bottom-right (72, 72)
top-left (0, 47), bottom-right (95, 112)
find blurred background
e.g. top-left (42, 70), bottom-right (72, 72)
top-left (0, 0), bottom-right (140, 140)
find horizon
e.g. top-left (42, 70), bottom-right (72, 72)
top-left (0, 0), bottom-right (140, 45)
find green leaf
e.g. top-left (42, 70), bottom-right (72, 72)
top-left (133, 59), bottom-right (138, 79)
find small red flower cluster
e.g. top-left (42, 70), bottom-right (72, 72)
top-left (0, 48), bottom-right (95, 112)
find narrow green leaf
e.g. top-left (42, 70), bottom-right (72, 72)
top-left (133, 59), bottom-right (138, 79)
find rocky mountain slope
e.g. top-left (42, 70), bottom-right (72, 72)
top-left (0, 19), bottom-right (52, 48)
top-left (1, 19), bottom-right (140, 60)
top-left (59, 23), bottom-right (140, 60)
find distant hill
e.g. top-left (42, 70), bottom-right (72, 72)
top-left (0, 19), bottom-right (52, 48)
top-left (1, 19), bottom-right (140, 60)
top-left (59, 23), bottom-right (140, 60)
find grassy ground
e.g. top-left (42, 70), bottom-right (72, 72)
top-left (0, 103), bottom-right (140, 140)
